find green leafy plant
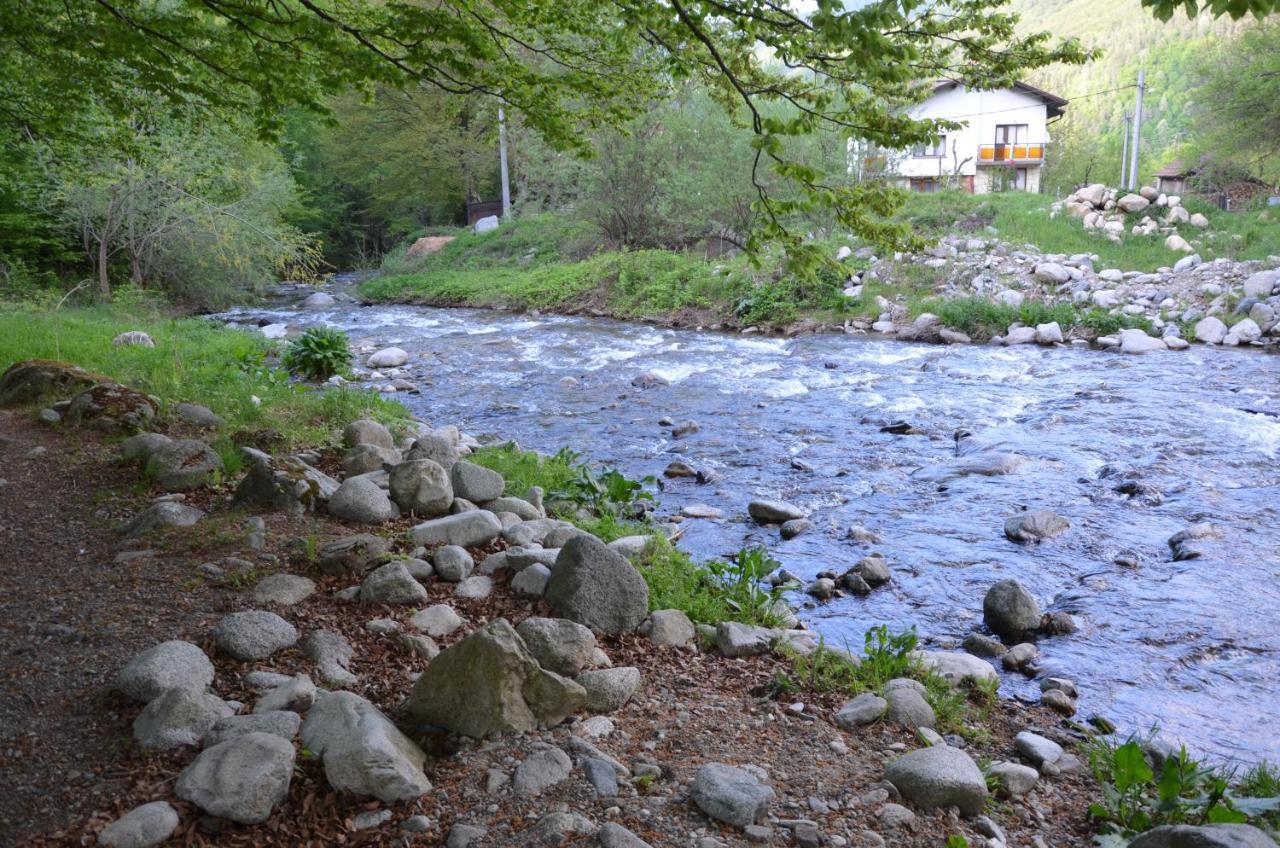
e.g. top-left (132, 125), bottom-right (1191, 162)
top-left (1087, 738), bottom-right (1280, 842)
top-left (283, 326), bottom-right (353, 381)
top-left (946, 836), bottom-right (970, 848)
top-left (861, 624), bottom-right (919, 688)
top-left (705, 546), bottom-right (784, 623)
top-left (550, 460), bottom-right (655, 519)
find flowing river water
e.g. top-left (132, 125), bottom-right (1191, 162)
top-left (219, 285), bottom-right (1280, 765)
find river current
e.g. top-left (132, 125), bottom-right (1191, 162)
top-left (219, 290), bottom-right (1280, 764)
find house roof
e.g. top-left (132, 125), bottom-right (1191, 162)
top-left (1154, 161), bottom-right (1189, 178)
top-left (930, 79), bottom-right (1069, 119)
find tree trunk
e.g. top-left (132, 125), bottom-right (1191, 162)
top-left (97, 234), bottom-right (111, 299)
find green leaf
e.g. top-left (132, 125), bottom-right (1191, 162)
top-left (1113, 742), bottom-right (1155, 793)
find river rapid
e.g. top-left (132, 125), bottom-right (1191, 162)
top-left (219, 287), bottom-right (1280, 765)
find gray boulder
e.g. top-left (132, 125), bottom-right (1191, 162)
top-left (716, 621), bottom-right (775, 657)
top-left (304, 629), bottom-right (357, 687)
top-left (175, 732), bottom-right (295, 823)
top-left (513, 747), bottom-right (573, 796)
top-left (454, 574), bottom-right (493, 599)
top-left (250, 573), bottom-right (316, 606)
top-left (451, 460), bottom-right (506, 502)
top-left (988, 761), bottom-right (1039, 798)
top-left (1033, 262), bottom-right (1070, 284)
top-left (133, 688), bottom-right (234, 750)
top-left (1004, 509), bottom-right (1069, 542)
top-left (1014, 730), bottom-right (1063, 769)
top-left (366, 347), bottom-right (409, 368)
top-left (98, 801), bottom-right (179, 848)
top-left (884, 745), bottom-right (988, 816)
top-left (119, 432), bottom-right (171, 463)
top-left (433, 545), bottom-right (474, 582)
top-left (404, 619), bottom-right (586, 738)
top-left (316, 533), bottom-right (391, 576)
top-left (1195, 316), bottom-right (1229, 345)
top-left (644, 609), bottom-right (696, 647)
top-left (173, 402), bottom-right (223, 428)
top-left (578, 667), bottom-right (641, 713)
top-left (300, 690), bottom-right (431, 801)
top-left (233, 454), bottom-right (339, 515)
top-left (410, 510), bottom-right (503, 548)
top-left (343, 418), bottom-right (395, 450)
top-left (410, 604), bottom-right (464, 637)
top-left (389, 458), bottom-right (453, 517)
top-left (329, 475), bottom-right (399, 524)
top-left (213, 610), bottom-right (299, 660)
top-left (1129, 824), bottom-right (1279, 848)
top-left (1241, 270), bottom-right (1279, 299)
top-left (405, 433), bottom-right (459, 470)
top-left (116, 640), bottom-right (214, 702)
top-left (748, 499), bottom-right (806, 523)
top-left (515, 617), bottom-right (597, 677)
top-left (511, 563), bottom-right (551, 596)
top-left (835, 693), bottom-right (887, 729)
top-left (545, 535), bottom-right (649, 634)
top-left (598, 822), bottom-right (651, 848)
top-left (145, 439), bottom-right (224, 491)
top-left (885, 686), bottom-right (935, 730)
top-left (690, 762), bottom-right (775, 829)
top-left (983, 579), bottom-right (1041, 640)
top-left (121, 500), bottom-right (205, 539)
top-left (341, 443), bottom-right (401, 477)
top-left (254, 673), bottom-right (316, 714)
top-left (205, 711), bottom-right (301, 747)
top-left (359, 561), bottom-right (428, 605)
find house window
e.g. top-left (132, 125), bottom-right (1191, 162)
top-left (910, 178), bottom-right (941, 193)
top-left (994, 124), bottom-right (1028, 161)
top-left (912, 134), bottom-right (946, 158)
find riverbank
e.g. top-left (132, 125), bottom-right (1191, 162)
top-left (358, 197), bottom-right (1280, 353)
top-left (3, 306), bottom-right (1279, 848)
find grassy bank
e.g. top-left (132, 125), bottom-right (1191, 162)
top-left (360, 198), bottom-right (1278, 334)
top-left (0, 299), bottom-right (409, 463)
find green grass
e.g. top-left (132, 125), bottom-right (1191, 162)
top-left (917, 296), bottom-right (1154, 341)
top-left (894, 190), bottom-right (1280, 272)
top-left (0, 301), bottom-right (409, 451)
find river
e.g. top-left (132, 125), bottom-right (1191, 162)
top-left (218, 286), bottom-right (1280, 765)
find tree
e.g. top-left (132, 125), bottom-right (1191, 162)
top-left (2, 0), bottom-right (1097, 265)
top-left (1189, 21), bottom-right (1280, 181)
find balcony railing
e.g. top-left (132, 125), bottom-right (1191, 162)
top-left (977, 143), bottom-right (1045, 165)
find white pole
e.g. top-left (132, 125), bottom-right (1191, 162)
top-left (498, 105), bottom-right (512, 219)
top-left (1120, 113), bottom-right (1130, 189)
top-left (1128, 69), bottom-right (1145, 191)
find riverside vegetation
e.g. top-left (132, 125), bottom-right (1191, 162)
top-left (2, 301), bottom-right (1279, 847)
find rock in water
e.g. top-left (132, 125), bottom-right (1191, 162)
top-left (884, 745), bottom-right (988, 816)
top-left (175, 732), bottom-right (295, 824)
top-left (1128, 824), bottom-right (1278, 848)
top-left (404, 619), bottom-right (586, 738)
top-left (300, 691), bottom-right (431, 801)
top-left (1003, 509), bottom-right (1069, 542)
top-left (982, 579), bottom-right (1041, 640)
top-left (545, 535), bottom-right (649, 634)
top-left (690, 763), bottom-right (775, 829)
top-left (116, 640), bottom-right (214, 702)
top-left (98, 801), bottom-right (179, 848)
top-left (366, 347), bottom-right (409, 368)
top-left (747, 499), bottom-right (807, 523)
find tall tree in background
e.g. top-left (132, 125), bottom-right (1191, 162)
top-left (1191, 21), bottom-right (1280, 182)
top-left (1, 0), bottom-right (1100, 268)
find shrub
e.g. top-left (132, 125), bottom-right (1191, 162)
top-left (283, 327), bottom-right (352, 380)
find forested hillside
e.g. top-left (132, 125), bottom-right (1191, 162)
top-left (1014, 0), bottom-right (1264, 192)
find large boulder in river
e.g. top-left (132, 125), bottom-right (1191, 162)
top-left (301, 691), bottom-right (431, 801)
top-left (884, 745), bottom-right (988, 816)
top-left (0, 360), bottom-right (104, 406)
top-left (366, 347), bottom-right (409, 368)
top-left (1003, 509), bottom-right (1069, 543)
top-left (388, 458), bottom-right (453, 517)
top-left (404, 619), bottom-right (586, 738)
top-left (983, 579), bottom-right (1041, 640)
top-left (748, 499), bottom-right (807, 523)
top-left (175, 732), bottom-right (295, 824)
top-left (1128, 824), bottom-right (1278, 848)
top-left (545, 535), bottom-right (649, 634)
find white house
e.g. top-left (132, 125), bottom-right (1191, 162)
top-left (892, 80), bottom-right (1067, 194)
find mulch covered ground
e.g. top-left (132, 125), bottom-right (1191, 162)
top-left (0, 406), bottom-right (1102, 848)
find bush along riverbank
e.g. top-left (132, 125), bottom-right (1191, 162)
top-left (357, 201), bottom-right (1280, 354)
top-left (1, 313), bottom-right (1279, 847)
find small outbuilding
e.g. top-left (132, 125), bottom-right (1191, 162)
top-left (1153, 161), bottom-right (1189, 196)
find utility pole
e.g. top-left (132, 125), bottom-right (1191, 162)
top-left (498, 105), bottom-right (512, 219)
top-left (1120, 113), bottom-right (1130, 188)
top-left (1127, 69), bottom-right (1145, 191)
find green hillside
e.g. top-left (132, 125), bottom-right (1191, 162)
top-left (1011, 0), bottom-right (1262, 192)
